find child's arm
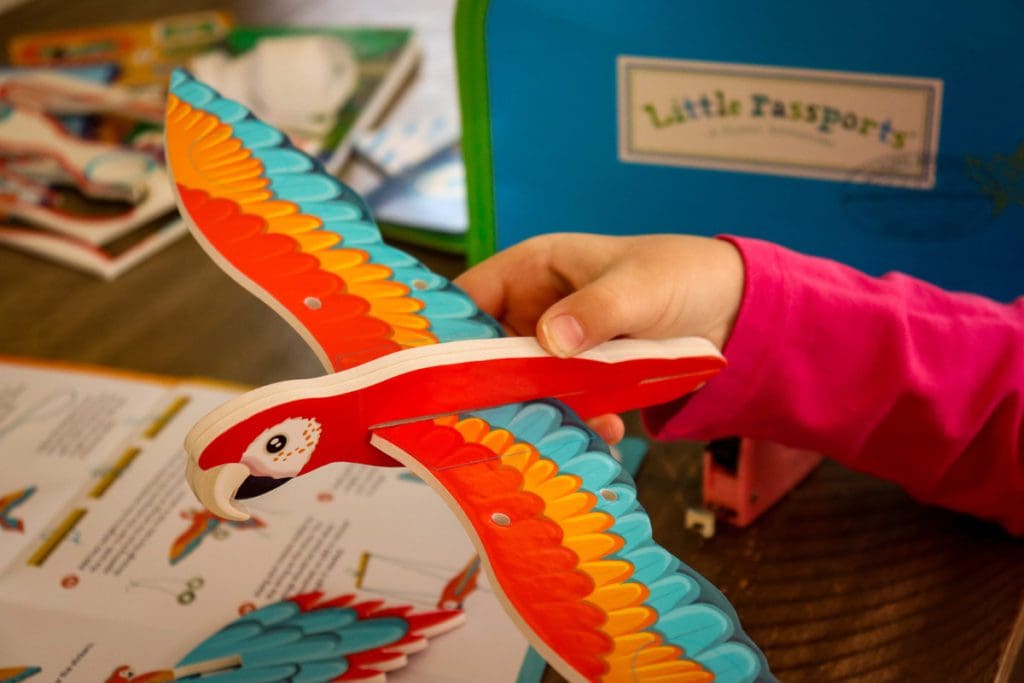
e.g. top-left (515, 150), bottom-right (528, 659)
top-left (647, 236), bottom-right (1024, 535)
top-left (456, 234), bottom-right (1024, 535)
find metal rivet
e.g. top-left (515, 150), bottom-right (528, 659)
top-left (304, 296), bottom-right (322, 310)
top-left (490, 512), bottom-right (511, 526)
top-left (599, 488), bottom-right (618, 502)
top-left (412, 279), bottom-right (429, 290)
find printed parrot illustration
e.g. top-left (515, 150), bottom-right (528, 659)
top-left (103, 591), bottom-right (463, 682)
top-left (0, 486), bottom-right (36, 533)
top-left (0, 666), bottom-right (41, 683)
top-left (438, 555), bottom-right (481, 610)
top-left (165, 69), bottom-right (774, 682)
top-left (169, 508), bottom-right (265, 565)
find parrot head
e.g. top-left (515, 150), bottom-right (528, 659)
top-left (186, 411), bottom-right (321, 524)
top-left (183, 385), bottom-right (398, 522)
top-left (184, 396), bottom-right (329, 522)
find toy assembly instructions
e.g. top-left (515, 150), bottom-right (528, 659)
top-left (0, 358), bottom-right (532, 682)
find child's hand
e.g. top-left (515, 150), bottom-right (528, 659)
top-left (455, 233), bottom-right (745, 443)
top-left (457, 233), bottom-right (744, 353)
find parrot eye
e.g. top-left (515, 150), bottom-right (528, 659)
top-left (241, 417), bottom-right (322, 479)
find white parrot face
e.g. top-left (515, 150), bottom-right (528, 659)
top-left (240, 417), bottom-right (322, 479)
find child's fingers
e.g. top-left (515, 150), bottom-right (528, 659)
top-left (454, 237), bottom-right (557, 321)
top-left (453, 257), bottom-right (510, 320)
top-left (537, 264), bottom-right (662, 357)
top-left (585, 413), bottom-right (625, 446)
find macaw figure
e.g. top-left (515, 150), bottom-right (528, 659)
top-left (165, 69), bottom-right (774, 683)
top-left (168, 508), bottom-right (265, 565)
top-left (0, 486), bottom-right (36, 533)
top-left (103, 592), bottom-right (462, 682)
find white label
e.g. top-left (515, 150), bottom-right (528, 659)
top-left (618, 56), bottom-right (943, 188)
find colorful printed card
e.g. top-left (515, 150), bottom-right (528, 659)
top-left (9, 11), bottom-right (232, 89)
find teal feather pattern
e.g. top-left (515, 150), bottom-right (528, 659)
top-left (172, 592), bottom-right (464, 682)
top-left (168, 69), bottom-right (501, 374)
top-left (466, 400), bottom-right (772, 683)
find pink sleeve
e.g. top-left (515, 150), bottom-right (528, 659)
top-left (644, 236), bottom-right (1024, 535)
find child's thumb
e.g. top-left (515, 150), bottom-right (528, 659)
top-left (536, 271), bottom-right (645, 357)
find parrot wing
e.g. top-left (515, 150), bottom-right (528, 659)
top-left (371, 399), bottom-right (773, 683)
top-left (173, 591), bottom-right (464, 682)
top-left (165, 69), bottom-right (502, 373)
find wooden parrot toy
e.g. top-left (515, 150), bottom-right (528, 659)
top-left (165, 69), bottom-right (774, 683)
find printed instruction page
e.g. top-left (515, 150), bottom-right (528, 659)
top-left (0, 358), bottom-right (533, 682)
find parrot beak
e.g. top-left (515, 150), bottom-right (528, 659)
top-left (184, 457), bottom-right (251, 522)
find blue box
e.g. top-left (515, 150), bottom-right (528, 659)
top-left (456, 0), bottom-right (1023, 300)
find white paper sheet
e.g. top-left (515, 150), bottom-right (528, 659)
top-left (0, 359), bottom-right (535, 682)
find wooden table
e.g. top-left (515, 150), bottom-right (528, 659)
top-left (1, 1), bottom-right (1022, 681)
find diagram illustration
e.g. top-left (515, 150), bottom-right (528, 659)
top-left (168, 508), bottom-right (265, 565)
top-left (103, 591), bottom-right (464, 682)
top-left (353, 550), bottom-right (485, 610)
top-left (126, 575), bottom-right (205, 605)
top-left (0, 486), bottom-right (36, 533)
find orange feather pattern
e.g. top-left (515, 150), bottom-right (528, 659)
top-left (165, 94), bottom-right (438, 370)
top-left (377, 416), bottom-right (715, 682)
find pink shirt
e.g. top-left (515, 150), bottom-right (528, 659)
top-left (645, 236), bottom-right (1024, 536)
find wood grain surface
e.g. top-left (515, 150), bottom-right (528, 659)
top-left (0, 2), bottom-right (1021, 681)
